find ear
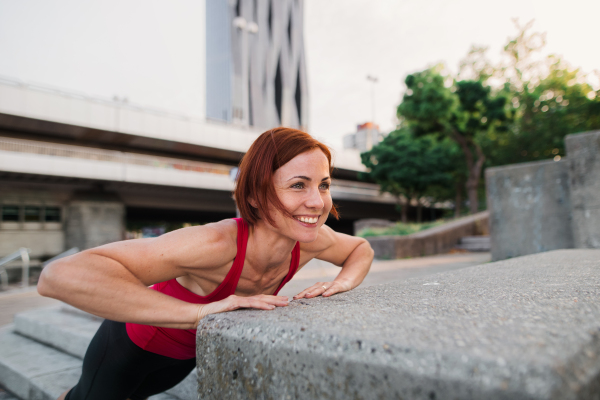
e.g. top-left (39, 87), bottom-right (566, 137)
top-left (248, 197), bottom-right (258, 208)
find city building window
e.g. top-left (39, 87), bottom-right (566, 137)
top-left (1, 205), bottom-right (19, 222)
top-left (24, 206), bottom-right (41, 222)
top-left (44, 207), bottom-right (61, 222)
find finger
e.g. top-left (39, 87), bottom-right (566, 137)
top-left (294, 282), bottom-right (324, 299)
top-left (239, 298), bottom-right (276, 310)
top-left (254, 295), bottom-right (289, 306)
top-left (322, 283), bottom-right (341, 297)
top-left (305, 283), bottom-right (332, 298)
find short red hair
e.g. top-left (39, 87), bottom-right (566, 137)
top-left (234, 127), bottom-right (339, 226)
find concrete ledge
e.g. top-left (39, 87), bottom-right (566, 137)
top-left (197, 249), bottom-right (600, 399)
top-left (365, 211), bottom-right (489, 259)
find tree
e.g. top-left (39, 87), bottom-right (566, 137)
top-left (460, 20), bottom-right (600, 166)
top-left (360, 129), bottom-right (455, 222)
top-left (397, 65), bottom-right (510, 214)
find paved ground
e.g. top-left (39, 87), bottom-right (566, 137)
top-left (0, 286), bottom-right (60, 328)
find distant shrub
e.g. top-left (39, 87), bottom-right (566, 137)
top-left (357, 220), bottom-right (444, 238)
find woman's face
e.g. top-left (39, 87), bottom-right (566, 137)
top-left (268, 149), bottom-right (333, 243)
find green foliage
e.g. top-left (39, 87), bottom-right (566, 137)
top-left (360, 129), bottom-right (456, 202)
top-left (356, 220), bottom-right (445, 238)
top-left (462, 20), bottom-right (600, 166)
top-left (361, 20), bottom-right (600, 219)
top-left (482, 56), bottom-right (600, 165)
top-left (396, 66), bottom-right (510, 213)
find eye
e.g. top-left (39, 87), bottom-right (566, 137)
top-left (290, 182), bottom-right (305, 189)
top-left (319, 182), bottom-right (330, 190)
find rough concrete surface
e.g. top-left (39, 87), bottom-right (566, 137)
top-left (486, 159), bottom-right (573, 261)
top-left (366, 212), bottom-right (489, 260)
top-left (565, 130), bottom-right (600, 249)
top-left (197, 249), bottom-right (600, 400)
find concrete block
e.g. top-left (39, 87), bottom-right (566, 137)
top-left (486, 159), bottom-right (573, 261)
top-left (14, 305), bottom-right (101, 359)
top-left (197, 249), bottom-right (600, 400)
top-left (565, 130), bottom-right (600, 248)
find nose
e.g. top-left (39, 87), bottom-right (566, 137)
top-left (305, 187), bottom-right (324, 209)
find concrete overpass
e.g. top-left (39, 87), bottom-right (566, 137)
top-left (0, 77), bottom-right (401, 258)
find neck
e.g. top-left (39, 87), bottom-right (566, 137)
top-left (245, 220), bottom-right (296, 271)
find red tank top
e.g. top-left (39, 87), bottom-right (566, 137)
top-left (126, 218), bottom-right (300, 359)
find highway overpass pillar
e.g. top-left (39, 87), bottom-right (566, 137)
top-left (65, 191), bottom-right (125, 250)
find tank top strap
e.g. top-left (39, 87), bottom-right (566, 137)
top-left (227, 217), bottom-right (249, 295)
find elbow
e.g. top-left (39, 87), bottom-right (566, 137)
top-left (37, 260), bottom-right (66, 299)
top-left (360, 238), bottom-right (375, 261)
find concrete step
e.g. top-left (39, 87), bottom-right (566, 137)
top-left (0, 325), bottom-right (81, 400)
top-left (455, 235), bottom-right (491, 251)
top-left (6, 305), bottom-right (194, 399)
top-left (14, 305), bottom-right (100, 359)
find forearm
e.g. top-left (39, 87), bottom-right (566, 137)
top-left (333, 240), bottom-right (374, 289)
top-left (38, 253), bottom-right (198, 329)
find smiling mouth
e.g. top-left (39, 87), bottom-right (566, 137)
top-left (294, 216), bottom-right (320, 224)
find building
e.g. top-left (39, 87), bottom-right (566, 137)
top-left (0, 1), bottom-right (399, 270)
top-left (206, 0), bottom-right (308, 130)
top-left (343, 122), bottom-right (384, 153)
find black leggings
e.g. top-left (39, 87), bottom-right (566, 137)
top-left (65, 319), bottom-right (196, 400)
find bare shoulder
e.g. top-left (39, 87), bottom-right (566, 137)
top-left (89, 218), bottom-right (239, 273)
top-left (155, 219), bottom-right (238, 268)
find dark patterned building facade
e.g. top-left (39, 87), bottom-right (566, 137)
top-left (206, 0), bottom-right (308, 130)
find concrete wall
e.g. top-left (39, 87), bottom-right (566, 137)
top-left (486, 160), bottom-right (573, 261)
top-left (565, 130), bottom-right (600, 248)
top-left (486, 130), bottom-right (600, 261)
top-left (365, 212), bottom-right (489, 260)
top-left (65, 195), bottom-right (125, 250)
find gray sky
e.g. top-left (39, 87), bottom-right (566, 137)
top-left (0, 0), bottom-right (598, 148)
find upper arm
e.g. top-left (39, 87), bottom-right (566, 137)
top-left (301, 224), bottom-right (369, 267)
top-left (85, 220), bottom-right (237, 286)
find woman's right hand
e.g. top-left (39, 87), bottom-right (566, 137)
top-left (195, 294), bottom-right (289, 327)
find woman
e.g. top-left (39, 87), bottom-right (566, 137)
top-left (38, 127), bottom-right (374, 400)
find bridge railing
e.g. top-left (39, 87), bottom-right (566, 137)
top-left (0, 136), bottom-right (232, 176)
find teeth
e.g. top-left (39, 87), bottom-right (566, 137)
top-left (297, 216), bottom-right (318, 224)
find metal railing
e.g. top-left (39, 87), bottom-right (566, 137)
top-left (0, 248), bottom-right (31, 290)
top-left (42, 247), bottom-right (79, 268)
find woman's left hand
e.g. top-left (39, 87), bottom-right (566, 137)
top-left (293, 280), bottom-right (353, 299)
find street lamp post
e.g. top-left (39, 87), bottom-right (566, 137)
top-left (366, 75), bottom-right (378, 149)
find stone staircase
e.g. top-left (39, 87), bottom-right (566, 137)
top-left (454, 235), bottom-right (491, 252)
top-left (0, 304), bottom-right (196, 400)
